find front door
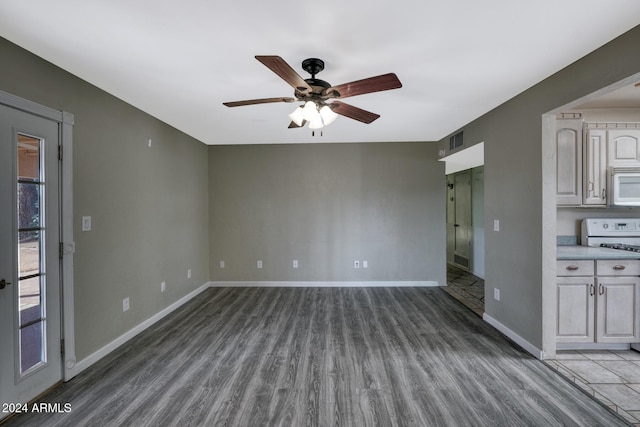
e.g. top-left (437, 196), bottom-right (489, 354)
top-left (0, 103), bottom-right (62, 419)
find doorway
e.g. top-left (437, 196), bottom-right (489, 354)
top-left (0, 95), bottom-right (74, 420)
top-left (442, 142), bottom-right (485, 278)
top-left (441, 143), bottom-right (485, 314)
top-left (541, 73), bottom-right (640, 360)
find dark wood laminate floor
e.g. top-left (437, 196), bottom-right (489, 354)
top-left (6, 287), bottom-right (630, 426)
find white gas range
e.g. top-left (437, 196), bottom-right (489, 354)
top-left (581, 218), bottom-right (640, 252)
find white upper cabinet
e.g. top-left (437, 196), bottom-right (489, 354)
top-left (557, 122), bottom-right (640, 208)
top-left (608, 129), bottom-right (640, 168)
top-left (556, 119), bottom-right (583, 206)
top-left (583, 129), bottom-right (607, 205)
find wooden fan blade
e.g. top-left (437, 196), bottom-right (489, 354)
top-left (326, 73), bottom-right (402, 99)
top-left (330, 101), bottom-right (380, 124)
top-left (255, 56), bottom-right (313, 92)
top-left (223, 97), bottom-right (295, 107)
top-left (288, 119), bottom-right (307, 129)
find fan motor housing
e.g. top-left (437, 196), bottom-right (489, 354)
top-left (296, 58), bottom-right (335, 101)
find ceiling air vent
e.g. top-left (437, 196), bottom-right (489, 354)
top-left (449, 131), bottom-right (464, 150)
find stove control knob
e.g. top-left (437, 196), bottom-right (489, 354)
top-left (603, 223), bottom-right (609, 229)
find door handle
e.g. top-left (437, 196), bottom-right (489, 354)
top-left (0, 279), bottom-right (11, 290)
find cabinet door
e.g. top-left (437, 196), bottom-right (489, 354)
top-left (556, 119), bottom-right (583, 206)
top-left (584, 129), bottom-right (607, 205)
top-left (596, 277), bottom-right (640, 343)
top-left (608, 129), bottom-right (640, 168)
top-left (557, 276), bottom-right (594, 343)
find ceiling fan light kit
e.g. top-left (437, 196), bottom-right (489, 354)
top-left (223, 56), bottom-right (402, 131)
top-left (288, 106), bottom-right (305, 126)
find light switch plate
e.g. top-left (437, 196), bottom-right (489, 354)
top-left (82, 216), bottom-right (91, 231)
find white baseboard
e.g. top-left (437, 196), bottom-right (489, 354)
top-left (208, 281), bottom-right (440, 287)
top-left (71, 282), bottom-right (210, 377)
top-left (483, 313), bottom-right (544, 360)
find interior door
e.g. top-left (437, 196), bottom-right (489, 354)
top-left (453, 171), bottom-right (472, 269)
top-left (0, 104), bottom-right (62, 418)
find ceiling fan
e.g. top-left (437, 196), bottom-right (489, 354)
top-left (223, 56), bottom-right (402, 129)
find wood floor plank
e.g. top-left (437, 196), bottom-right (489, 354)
top-left (5, 287), bottom-right (631, 427)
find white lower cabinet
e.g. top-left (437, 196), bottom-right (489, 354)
top-left (557, 259), bottom-right (640, 344)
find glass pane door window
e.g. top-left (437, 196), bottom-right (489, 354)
top-left (17, 134), bottom-right (46, 374)
top-left (1, 101), bottom-right (62, 417)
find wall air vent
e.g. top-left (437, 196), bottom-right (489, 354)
top-left (454, 254), bottom-right (469, 268)
top-left (449, 131), bottom-right (464, 150)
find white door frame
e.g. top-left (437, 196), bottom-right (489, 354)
top-left (0, 90), bottom-right (76, 381)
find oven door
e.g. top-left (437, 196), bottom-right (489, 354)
top-left (612, 172), bottom-right (640, 206)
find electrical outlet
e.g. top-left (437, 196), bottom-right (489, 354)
top-left (493, 220), bottom-right (500, 232)
top-left (494, 288), bottom-right (501, 301)
top-left (257, 260), bottom-right (263, 269)
top-left (220, 260), bottom-right (225, 269)
top-left (187, 269), bottom-right (192, 279)
top-left (123, 297), bottom-right (130, 312)
top-left (354, 260), bottom-right (360, 269)
top-left (363, 260), bottom-right (368, 268)
top-left (293, 259), bottom-right (298, 269)
top-left (161, 281), bottom-right (166, 293)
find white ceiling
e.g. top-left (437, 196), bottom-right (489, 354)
top-left (1, 1), bottom-right (639, 145)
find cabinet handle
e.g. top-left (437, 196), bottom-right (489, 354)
top-left (602, 188), bottom-right (606, 199)
top-left (599, 283), bottom-right (605, 295)
top-left (612, 265), bottom-right (626, 270)
top-left (590, 284), bottom-right (594, 296)
top-left (565, 265), bottom-right (579, 271)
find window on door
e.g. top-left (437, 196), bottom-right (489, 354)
top-left (17, 133), bottom-right (47, 375)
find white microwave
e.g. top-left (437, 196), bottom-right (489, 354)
top-left (611, 170), bottom-right (640, 206)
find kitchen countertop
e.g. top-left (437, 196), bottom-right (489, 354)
top-left (557, 245), bottom-right (640, 260)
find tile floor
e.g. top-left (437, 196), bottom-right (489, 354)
top-left (443, 264), bottom-right (484, 317)
top-left (546, 350), bottom-right (640, 425)
top-left (444, 265), bottom-right (640, 425)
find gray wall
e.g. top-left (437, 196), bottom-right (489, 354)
top-left (0, 37), bottom-right (210, 360)
top-left (437, 25), bottom-right (640, 349)
top-left (209, 143), bottom-right (445, 284)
